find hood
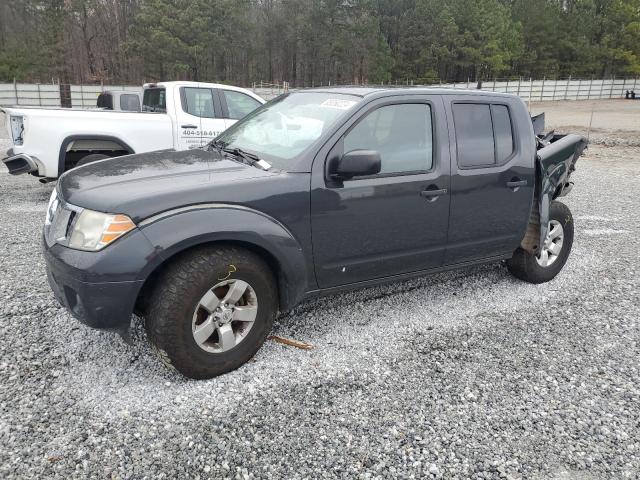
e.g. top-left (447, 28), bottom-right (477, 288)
top-left (58, 148), bottom-right (275, 221)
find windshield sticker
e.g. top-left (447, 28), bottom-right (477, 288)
top-left (319, 99), bottom-right (357, 110)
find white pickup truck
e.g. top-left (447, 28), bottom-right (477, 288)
top-left (1, 81), bottom-right (265, 181)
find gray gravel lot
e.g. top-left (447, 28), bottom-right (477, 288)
top-left (1, 110), bottom-right (639, 478)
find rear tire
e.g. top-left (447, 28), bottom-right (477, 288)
top-left (76, 153), bottom-right (110, 167)
top-left (507, 201), bottom-right (574, 284)
top-left (145, 246), bottom-right (278, 379)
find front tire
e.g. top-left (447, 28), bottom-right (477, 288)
top-left (507, 201), bottom-right (574, 284)
top-left (145, 246), bottom-right (278, 379)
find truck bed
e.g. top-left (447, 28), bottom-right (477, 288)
top-left (521, 114), bottom-right (588, 253)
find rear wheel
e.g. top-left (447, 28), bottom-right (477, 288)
top-left (145, 246), bottom-right (278, 379)
top-left (507, 201), bottom-right (574, 284)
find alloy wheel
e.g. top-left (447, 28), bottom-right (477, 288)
top-left (536, 220), bottom-right (564, 268)
top-left (191, 279), bottom-right (258, 353)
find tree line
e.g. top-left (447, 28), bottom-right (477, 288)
top-left (0, 0), bottom-right (639, 87)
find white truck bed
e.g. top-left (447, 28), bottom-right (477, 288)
top-left (2, 81), bottom-right (265, 180)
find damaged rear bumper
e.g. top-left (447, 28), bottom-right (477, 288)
top-left (2, 149), bottom-right (39, 175)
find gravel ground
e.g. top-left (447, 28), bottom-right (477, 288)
top-left (1, 109), bottom-right (639, 479)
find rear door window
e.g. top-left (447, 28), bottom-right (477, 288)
top-left (453, 103), bottom-right (515, 168)
top-left (182, 87), bottom-right (216, 118)
top-left (453, 103), bottom-right (494, 167)
top-left (492, 105), bottom-right (514, 162)
top-left (222, 90), bottom-right (262, 120)
top-left (142, 88), bottom-right (166, 113)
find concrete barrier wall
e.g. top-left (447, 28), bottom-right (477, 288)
top-left (0, 84), bottom-right (142, 108)
top-left (436, 77), bottom-right (640, 101)
top-left (0, 83), bottom-right (61, 107)
top-left (256, 78), bottom-right (640, 101)
top-left (1, 78), bottom-right (639, 107)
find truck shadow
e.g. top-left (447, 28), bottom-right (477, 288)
top-left (275, 262), bottom-right (511, 335)
top-left (82, 262), bottom-right (513, 383)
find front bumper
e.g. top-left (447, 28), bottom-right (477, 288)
top-left (46, 260), bottom-right (143, 329)
top-left (43, 230), bottom-right (157, 330)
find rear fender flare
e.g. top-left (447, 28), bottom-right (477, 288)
top-left (137, 205), bottom-right (308, 311)
top-left (58, 135), bottom-right (134, 174)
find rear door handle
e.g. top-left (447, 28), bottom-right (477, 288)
top-left (420, 188), bottom-right (448, 201)
top-left (181, 124), bottom-right (198, 129)
top-left (506, 179), bottom-right (527, 189)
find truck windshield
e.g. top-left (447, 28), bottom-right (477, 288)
top-left (214, 92), bottom-right (360, 170)
top-left (142, 88), bottom-right (166, 113)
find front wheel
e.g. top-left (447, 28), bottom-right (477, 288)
top-left (507, 201), bottom-right (574, 284)
top-left (145, 246), bottom-right (278, 379)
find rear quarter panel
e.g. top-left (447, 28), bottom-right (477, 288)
top-left (536, 134), bottom-right (588, 247)
top-left (8, 108), bottom-right (174, 177)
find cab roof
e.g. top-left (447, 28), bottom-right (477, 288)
top-left (295, 86), bottom-right (516, 99)
top-left (143, 81), bottom-right (265, 102)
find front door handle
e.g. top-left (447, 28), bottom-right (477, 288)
top-left (181, 124), bottom-right (198, 129)
top-left (506, 179), bottom-right (527, 189)
top-left (420, 188), bottom-right (448, 201)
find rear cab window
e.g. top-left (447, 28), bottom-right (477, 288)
top-left (142, 88), bottom-right (167, 113)
top-left (453, 102), bottom-right (515, 168)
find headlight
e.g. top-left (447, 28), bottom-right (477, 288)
top-left (68, 209), bottom-right (136, 251)
top-left (9, 115), bottom-right (24, 146)
top-left (45, 189), bottom-right (58, 226)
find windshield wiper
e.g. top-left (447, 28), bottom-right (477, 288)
top-left (223, 147), bottom-right (272, 171)
top-left (208, 139), bottom-right (227, 152)
top-left (208, 140), bottom-right (271, 171)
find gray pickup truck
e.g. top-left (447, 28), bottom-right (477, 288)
top-left (43, 87), bottom-right (587, 379)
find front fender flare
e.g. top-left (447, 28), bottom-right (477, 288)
top-left (137, 205), bottom-right (309, 311)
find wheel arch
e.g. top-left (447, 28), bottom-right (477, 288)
top-left (134, 207), bottom-right (310, 316)
top-left (59, 134), bottom-right (135, 173)
top-left (135, 239), bottom-right (293, 316)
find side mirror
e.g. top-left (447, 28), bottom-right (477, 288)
top-left (333, 150), bottom-right (381, 179)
